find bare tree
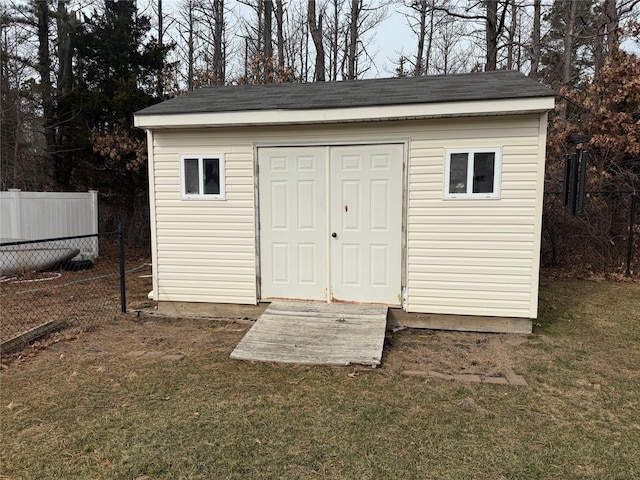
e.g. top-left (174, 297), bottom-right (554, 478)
top-left (275, 0), bottom-right (285, 69)
top-left (429, 0), bottom-right (509, 71)
top-left (562, 0), bottom-right (577, 86)
top-left (417, 0), bottom-right (431, 75)
top-left (529, 0), bottom-right (541, 78)
top-left (35, 0), bottom-right (56, 172)
top-left (594, 0), bottom-right (640, 72)
top-left (172, 0), bottom-right (226, 88)
top-left (263, 0), bottom-right (273, 76)
top-left (289, 1), bottom-right (310, 80)
top-left (308, 0), bottom-right (325, 81)
top-left (325, 0), bottom-right (345, 81)
top-left (236, 0), bottom-right (284, 83)
top-left (183, 0), bottom-right (196, 89)
top-left (0, 6), bottom-right (46, 190)
top-left (484, 0), bottom-right (510, 70)
top-left (399, 0), bottom-right (445, 76)
top-left (343, 0), bottom-right (386, 79)
top-left (54, 0), bottom-right (77, 186)
top-left (211, 0), bottom-right (226, 83)
top-left (506, 0), bottom-right (516, 70)
top-left (432, 12), bottom-right (474, 74)
top-left (346, 0), bottom-right (359, 79)
top-left (1, 0), bottom-right (83, 190)
top-left (56, 1), bottom-right (74, 97)
top-left (182, 0), bottom-right (198, 89)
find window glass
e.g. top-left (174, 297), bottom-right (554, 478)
top-left (472, 152), bottom-right (495, 194)
top-left (449, 153), bottom-right (468, 194)
top-left (445, 148), bottom-right (500, 199)
top-left (203, 158), bottom-right (220, 195)
top-left (184, 158), bottom-right (199, 195)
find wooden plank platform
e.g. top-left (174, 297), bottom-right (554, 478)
top-left (0, 318), bottom-right (67, 354)
top-left (230, 301), bottom-right (388, 367)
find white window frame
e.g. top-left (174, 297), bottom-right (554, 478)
top-left (180, 154), bottom-right (226, 200)
top-left (444, 147), bottom-right (501, 199)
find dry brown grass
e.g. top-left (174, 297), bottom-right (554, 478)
top-left (1, 277), bottom-right (639, 479)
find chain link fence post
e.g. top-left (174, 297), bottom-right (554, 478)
top-left (118, 223), bottom-right (127, 313)
top-left (626, 193), bottom-right (638, 278)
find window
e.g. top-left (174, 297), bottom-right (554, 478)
top-left (181, 155), bottom-right (225, 200)
top-left (444, 148), bottom-right (501, 199)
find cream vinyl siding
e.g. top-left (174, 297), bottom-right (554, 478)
top-left (149, 113), bottom-right (545, 316)
top-left (406, 115), bottom-right (545, 318)
top-left (151, 135), bottom-right (256, 303)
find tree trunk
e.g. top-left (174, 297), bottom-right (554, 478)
top-left (594, 0), bottom-right (620, 75)
top-left (331, 0), bottom-right (340, 81)
top-left (604, 0), bottom-right (619, 53)
top-left (275, 0), bottom-right (285, 70)
top-left (308, 0), bottom-right (325, 81)
top-left (187, 0), bottom-right (194, 89)
top-left (156, 0), bottom-right (163, 96)
top-left (347, 0), bottom-right (360, 79)
top-left (36, 0), bottom-right (59, 185)
top-left (414, 0), bottom-right (427, 76)
top-left (158, 0), bottom-right (163, 45)
top-left (594, 14), bottom-right (606, 74)
top-left (562, 0), bottom-right (578, 86)
top-left (55, 0), bottom-right (75, 188)
top-left (559, 0), bottom-right (578, 120)
top-left (264, 0), bottom-right (273, 82)
top-left (529, 0), bottom-right (541, 79)
top-left (484, 0), bottom-right (498, 71)
top-left (296, 5), bottom-right (310, 81)
top-left (56, 1), bottom-right (73, 98)
top-left (264, 0), bottom-right (273, 59)
top-left (244, 36), bottom-right (249, 80)
top-left (213, 0), bottom-right (225, 84)
top-left (424, 2), bottom-right (435, 76)
top-left (506, 0), bottom-right (516, 70)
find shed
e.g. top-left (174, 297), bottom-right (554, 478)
top-left (134, 70), bottom-right (555, 333)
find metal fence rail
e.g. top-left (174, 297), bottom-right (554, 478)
top-left (0, 231), bottom-right (126, 352)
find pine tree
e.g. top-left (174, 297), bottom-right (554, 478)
top-left (68, 1), bottom-right (169, 231)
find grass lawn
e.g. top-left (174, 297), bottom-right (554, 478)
top-left (1, 278), bottom-right (639, 479)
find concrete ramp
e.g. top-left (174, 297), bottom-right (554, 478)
top-left (230, 301), bottom-right (388, 367)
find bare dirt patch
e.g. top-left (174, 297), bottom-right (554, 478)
top-left (2, 306), bottom-right (526, 382)
top-left (1, 257), bottom-right (153, 362)
top-left (382, 327), bottom-right (528, 378)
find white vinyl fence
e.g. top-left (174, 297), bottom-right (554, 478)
top-left (0, 190), bottom-right (99, 258)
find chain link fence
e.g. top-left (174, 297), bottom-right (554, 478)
top-left (0, 230), bottom-right (147, 353)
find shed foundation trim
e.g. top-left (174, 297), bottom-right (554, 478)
top-left (156, 301), bottom-right (532, 334)
top-left (157, 301), bottom-right (266, 319)
top-left (388, 309), bottom-right (533, 334)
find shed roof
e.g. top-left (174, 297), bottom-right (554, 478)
top-left (135, 70), bottom-right (554, 117)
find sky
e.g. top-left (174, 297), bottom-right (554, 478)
top-left (361, 9), bottom-right (423, 77)
top-left (149, 0), bottom-right (639, 81)
top-left (152, 1), bottom-right (439, 79)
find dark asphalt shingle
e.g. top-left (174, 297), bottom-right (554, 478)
top-left (135, 70), bottom-right (555, 117)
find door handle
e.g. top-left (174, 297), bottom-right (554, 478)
top-left (331, 232), bottom-right (337, 238)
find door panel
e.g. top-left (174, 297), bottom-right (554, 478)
top-left (259, 147), bottom-right (327, 301)
top-left (259, 144), bottom-right (402, 305)
top-left (330, 145), bottom-right (403, 305)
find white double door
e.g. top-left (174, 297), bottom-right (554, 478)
top-left (259, 144), bottom-right (403, 305)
